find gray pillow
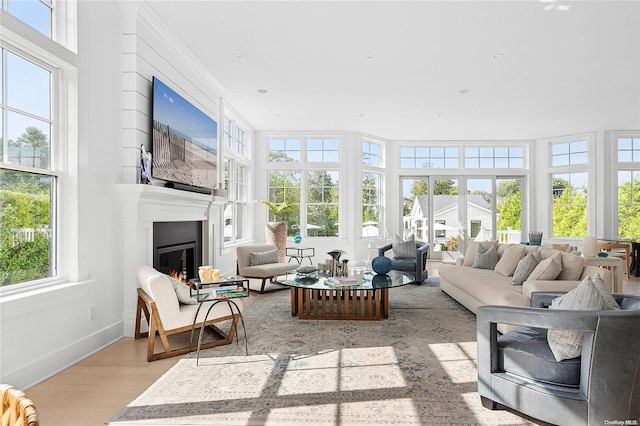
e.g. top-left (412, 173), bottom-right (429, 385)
top-left (392, 234), bottom-right (417, 258)
top-left (511, 251), bottom-right (542, 285)
top-left (250, 249), bottom-right (279, 266)
top-left (169, 277), bottom-right (197, 305)
top-left (472, 244), bottom-right (498, 270)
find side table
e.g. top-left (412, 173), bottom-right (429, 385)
top-left (189, 277), bottom-right (249, 365)
top-left (286, 247), bottom-right (315, 265)
top-left (583, 256), bottom-right (624, 293)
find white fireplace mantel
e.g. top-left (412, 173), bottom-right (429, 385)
top-left (115, 183), bottom-right (225, 336)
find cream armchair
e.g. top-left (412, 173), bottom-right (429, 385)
top-left (236, 244), bottom-right (293, 293)
top-left (134, 265), bottom-right (243, 361)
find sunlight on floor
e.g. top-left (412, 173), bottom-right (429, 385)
top-left (277, 346), bottom-right (406, 395)
top-left (428, 341), bottom-right (478, 384)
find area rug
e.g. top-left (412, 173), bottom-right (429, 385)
top-left (109, 280), bottom-right (543, 425)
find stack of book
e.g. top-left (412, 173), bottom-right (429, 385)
top-left (325, 276), bottom-right (358, 286)
top-left (211, 285), bottom-right (247, 299)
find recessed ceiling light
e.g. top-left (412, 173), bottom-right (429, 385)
top-left (491, 53), bottom-right (503, 60)
top-left (257, 89), bottom-right (268, 94)
top-left (458, 89), bottom-right (471, 94)
top-left (235, 53), bottom-right (245, 59)
top-left (365, 54), bottom-right (376, 60)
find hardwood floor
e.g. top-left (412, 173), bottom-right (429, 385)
top-left (24, 262), bottom-right (640, 426)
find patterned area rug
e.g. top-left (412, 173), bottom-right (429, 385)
top-left (109, 280), bottom-right (542, 425)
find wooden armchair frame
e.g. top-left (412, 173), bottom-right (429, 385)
top-left (0, 384), bottom-right (39, 426)
top-left (134, 288), bottom-right (239, 362)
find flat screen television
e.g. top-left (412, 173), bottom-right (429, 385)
top-left (151, 76), bottom-right (218, 191)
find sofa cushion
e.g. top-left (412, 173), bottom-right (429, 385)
top-left (498, 326), bottom-right (581, 387)
top-left (250, 249), bottom-right (279, 266)
top-left (473, 244), bottom-right (498, 269)
top-left (495, 244), bottom-right (526, 277)
top-left (512, 251), bottom-right (542, 285)
top-left (528, 252), bottom-right (562, 281)
top-left (393, 234), bottom-right (416, 258)
top-left (547, 276), bottom-right (620, 361)
top-left (463, 240), bottom-right (498, 266)
top-left (557, 252), bottom-right (586, 281)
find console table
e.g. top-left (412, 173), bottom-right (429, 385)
top-left (583, 256), bottom-right (624, 293)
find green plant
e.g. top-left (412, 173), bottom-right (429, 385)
top-left (260, 200), bottom-right (295, 222)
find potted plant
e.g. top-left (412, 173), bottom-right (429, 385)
top-left (260, 200), bottom-right (294, 262)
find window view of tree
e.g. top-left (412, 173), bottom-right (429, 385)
top-left (306, 170), bottom-right (339, 237)
top-left (362, 172), bottom-right (381, 236)
top-left (1, 168), bottom-right (52, 285)
top-left (497, 179), bottom-right (522, 231)
top-left (551, 173), bottom-right (587, 237)
top-left (617, 170), bottom-right (640, 240)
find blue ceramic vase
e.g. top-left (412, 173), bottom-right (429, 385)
top-left (371, 255), bottom-right (392, 275)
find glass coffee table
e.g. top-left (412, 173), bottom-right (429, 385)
top-left (274, 268), bottom-right (414, 320)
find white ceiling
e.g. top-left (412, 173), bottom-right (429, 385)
top-left (146, 0), bottom-right (640, 141)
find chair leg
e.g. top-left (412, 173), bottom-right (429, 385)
top-left (480, 396), bottom-right (499, 410)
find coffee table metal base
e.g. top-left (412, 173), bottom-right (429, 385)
top-left (290, 287), bottom-right (388, 320)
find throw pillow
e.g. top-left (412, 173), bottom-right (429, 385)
top-left (591, 273), bottom-right (620, 310)
top-left (557, 252), bottom-right (586, 281)
top-left (393, 234), bottom-right (417, 258)
top-left (547, 276), bottom-right (619, 361)
top-left (511, 251), bottom-right (542, 285)
top-left (463, 240), bottom-right (498, 266)
top-left (169, 277), bottom-right (197, 305)
top-left (250, 249), bottom-right (279, 266)
top-left (472, 244), bottom-right (499, 270)
top-left (527, 251), bottom-right (562, 281)
top-left (494, 244), bottom-right (527, 277)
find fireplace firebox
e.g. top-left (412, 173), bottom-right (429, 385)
top-left (153, 221), bottom-right (203, 282)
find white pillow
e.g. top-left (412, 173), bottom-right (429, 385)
top-left (494, 244), bottom-right (526, 277)
top-left (547, 276), bottom-right (619, 361)
top-left (527, 251), bottom-right (562, 281)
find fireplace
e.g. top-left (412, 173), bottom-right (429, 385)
top-left (153, 221), bottom-right (203, 282)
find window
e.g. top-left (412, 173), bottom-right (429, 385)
top-left (362, 172), bottom-right (381, 237)
top-left (470, 220), bottom-right (481, 238)
top-left (223, 159), bottom-right (247, 244)
top-left (362, 140), bottom-right (381, 166)
top-left (235, 126), bottom-right (245, 155)
top-left (6, 0), bottom-right (53, 38)
top-left (465, 146), bottom-right (524, 168)
top-left (435, 220), bottom-right (446, 238)
top-left (616, 135), bottom-right (640, 240)
top-left (223, 117), bottom-right (232, 148)
top-left (400, 146), bottom-right (459, 168)
top-left (552, 140), bottom-right (587, 166)
top-left (267, 136), bottom-right (341, 237)
top-left (1, 46), bottom-right (59, 286)
top-left (551, 172), bottom-right (588, 237)
top-left (269, 138), bottom-right (300, 162)
top-left (307, 138), bottom-right (339, 162)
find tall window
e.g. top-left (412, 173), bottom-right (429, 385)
top-left (551, 172), bottom-right (588, 237)
top-left (1, 13), bottom-right (67, 286)
top-left (223, 159), bottom-right (247, 244)
top-left (223, 117), bottom-right (232, 148)
top-left (617, 135), bottom-right (640, 240)
top-left (235, 126), bottom-right (245, 155)
top-left (267, 137), bottom-right (340, 237)
top-left (549, 138), bottom-right (589, 237)
top-left (362, 172), bottom-right (381, 237)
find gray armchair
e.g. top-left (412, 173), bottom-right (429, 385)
top-left (377, 241), bottom-right (429, 284)
top-left (477, 292), bottom-right (640, 426)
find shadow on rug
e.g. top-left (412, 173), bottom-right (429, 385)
top-left (109, 285), bottom-right (543, 425)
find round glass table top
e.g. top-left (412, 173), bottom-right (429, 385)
top-left (275, 268), bottom-right (414, 291)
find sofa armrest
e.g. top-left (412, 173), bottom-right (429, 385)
top-left (455, 257), bottom-right (464, 266)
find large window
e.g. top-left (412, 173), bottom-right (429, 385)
top-left (465, 146), bottom-right (524, 168)
top-left (617, 135), bottom-right (640, 240)
top-left (362, 140), bottom-right (380, 166)
top-left (223, 160), bottom-right (247, 244)
top-left (267, 137), bottom-right (340, 237)
top-left (362, 172), bottom-right (381, 237)
top-left (549, 138), bottom-right (589, 237)
top-left (1, 14), bottom-right (66, 286)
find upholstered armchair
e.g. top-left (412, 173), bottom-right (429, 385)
top-left (377, 241), bottom-right (429, 283)
top-left (477, 292), bottom-right (640, 425)
top-left (236, 244), bottom-right (293, 293)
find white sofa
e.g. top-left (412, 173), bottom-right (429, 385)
top-left (134, 265), bottom-right (243, 361)
top-left (439, 242), bottom-right (613, 332)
